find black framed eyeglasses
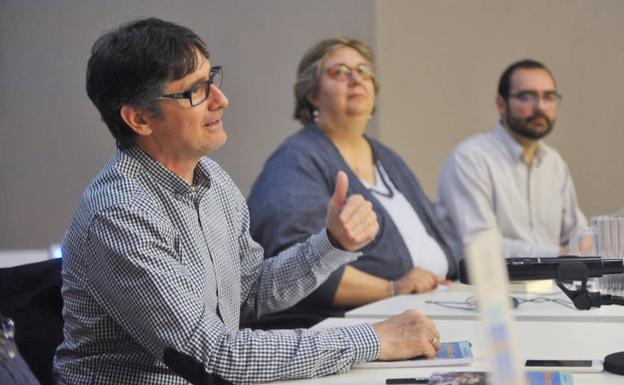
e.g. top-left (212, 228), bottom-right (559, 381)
top-left (158, 66), bottom-right (223, 107)
top-left (509, 90), bottom-right (562, 106)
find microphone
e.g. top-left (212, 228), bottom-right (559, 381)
top-left (459, 256), bottom-right (624, 284)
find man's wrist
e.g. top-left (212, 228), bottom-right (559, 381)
top-left (315, 229), bottom-right (360, 268)
top-left (326, 228), bottom-right (342, 249)
top-left (341, 323), bottom-right (381, 363)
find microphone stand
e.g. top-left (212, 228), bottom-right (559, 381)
top-left (554, 260), bottom-right (624, 310)
top-left (552, 260), bottom-right (624, 375)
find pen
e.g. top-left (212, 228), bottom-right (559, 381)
top-left (385, 378), bottom-right (429, 384)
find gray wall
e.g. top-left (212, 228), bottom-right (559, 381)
top-left (1, 0), bottom-right (622, 250)
top-left (0, 0), bottom-right (375, 249)
top-left (376, 0), bottom-right (624, 218)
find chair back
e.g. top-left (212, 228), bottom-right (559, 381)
top-left (0, 259), bottom-right (63, 385)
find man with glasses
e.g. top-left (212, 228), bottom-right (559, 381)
top-left (54, 18), bottom-right (441, 385)
top-left (438, 59), bottom-right (587, 259)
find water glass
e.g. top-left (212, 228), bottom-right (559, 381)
top-left (591, 214), bottom-right (624, 295)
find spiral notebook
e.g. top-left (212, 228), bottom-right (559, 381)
top-left (426, 370), bottom-right (574, 385)
top-left (355, 341), bottom-right (473, 369)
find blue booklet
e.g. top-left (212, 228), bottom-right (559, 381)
top-left (427, 371), bottom-right (574, 384)
top-left (356, 341), bottom-right (473, 369)
top-left (525, 371), bottom-right (575, 385)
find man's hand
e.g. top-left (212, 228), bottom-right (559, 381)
top-left (326, 171), bottom-right (378, 251)
top-left (394, 268), bottom-right (452, 294)
top-left (372, 310), bottom-right (440, 360)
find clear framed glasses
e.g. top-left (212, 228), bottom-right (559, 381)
top-left (509, 90), bottom-right (562, 106)
top-left (159, 66), bottom-right (223, 107)
top-left (325, 63), bottom-right (375, 81)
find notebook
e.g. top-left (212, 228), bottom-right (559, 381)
top-left (426, 371), bottom-right (574, 385)
top-left (356, 341), bottom-right (473, 369)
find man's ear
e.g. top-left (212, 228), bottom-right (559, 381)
top-left (120, 105), bottom-right (152, 136)
top-left (495, 94), bottom-right (506, 118)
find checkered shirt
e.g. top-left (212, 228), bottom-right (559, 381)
top-left (53, 146), bottom-right (380, 384)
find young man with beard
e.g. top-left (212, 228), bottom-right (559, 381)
top-left (437, 59), bottom-right (587, 259)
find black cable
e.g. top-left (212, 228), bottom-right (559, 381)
top-left (424, 300), bottom-right (475, 311)
top-left (426, 295), bottom-right (576, 311)
top-left (516, 296), bottom-right (576, 310)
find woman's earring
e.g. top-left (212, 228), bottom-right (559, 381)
top-left (312, 109), bottom-right (319, 122)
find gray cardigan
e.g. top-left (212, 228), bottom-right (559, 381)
top-left (248, 124), bottom-right (462, 319)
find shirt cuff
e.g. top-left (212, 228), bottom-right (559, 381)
top-left (340, 323), bottom-right (380, 364)
top-left (312, 228), bottom-right (361, 268)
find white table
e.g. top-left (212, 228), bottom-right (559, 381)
top-left (0, 248), bottom-right (50, 267)
top-left (270, 317), bottom-right (624, 385)
top-left (345, 285), bottom-right (624, 322)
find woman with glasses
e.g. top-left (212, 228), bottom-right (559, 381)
top-left (246, 37), bottom-right (462, 327)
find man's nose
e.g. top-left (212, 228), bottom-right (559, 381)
top-left (207, 84), bottom-right (229, 110)
top-left (534, 96), bottom-right (547, 111)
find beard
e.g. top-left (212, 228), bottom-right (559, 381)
top-left (504, 106), bottom-right (555, 140)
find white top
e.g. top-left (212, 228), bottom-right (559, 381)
top-left (362, 163), bottom-right (448, 277)
top-left (437, 121), bottom-right (587, 259)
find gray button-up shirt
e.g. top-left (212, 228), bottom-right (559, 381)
top-left (54, 145), bottom-right (379, 385)
top-left (438, 122), bottom-right (587, 259)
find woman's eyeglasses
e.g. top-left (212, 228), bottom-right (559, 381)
top-left (325, 63), bottom-right (374, 81)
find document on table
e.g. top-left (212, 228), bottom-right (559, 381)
top-left (355, 341), bottom-right (473, 369)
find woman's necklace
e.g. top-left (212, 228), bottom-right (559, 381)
top-left (367, 162), bottom-right (394, 198)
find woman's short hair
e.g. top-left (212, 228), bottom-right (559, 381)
top-left (293, 37), bottom-right (379, 125)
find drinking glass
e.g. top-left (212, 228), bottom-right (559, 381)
top-left (592, 213), bottom-right (624, 295)
top-left (568, 226), bottom-right (597, 256)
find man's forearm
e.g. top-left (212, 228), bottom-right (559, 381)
top-left (188, 321), bottom-right (380, 384)
top-left (242, 230), bottom-right (361, 318)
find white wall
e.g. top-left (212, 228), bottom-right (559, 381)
top-left (2, 0), bottom-right (622, 250)
top-left (376, 0), bottom-right (624, 218)
top-left (0, 0), bottom-right (375, 249)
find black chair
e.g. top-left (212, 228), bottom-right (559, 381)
top-left (1, 317), bottom-right (41, 385)
top-left (0, 259), bottom-right (63, 385)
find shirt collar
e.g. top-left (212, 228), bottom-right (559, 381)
top-left (122, 145), bottom-right (211, 195)
top-left (493, 120), bottom-right (547, 166)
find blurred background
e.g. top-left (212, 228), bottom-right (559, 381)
top-left (1, 0), bottom-right (622, 249)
